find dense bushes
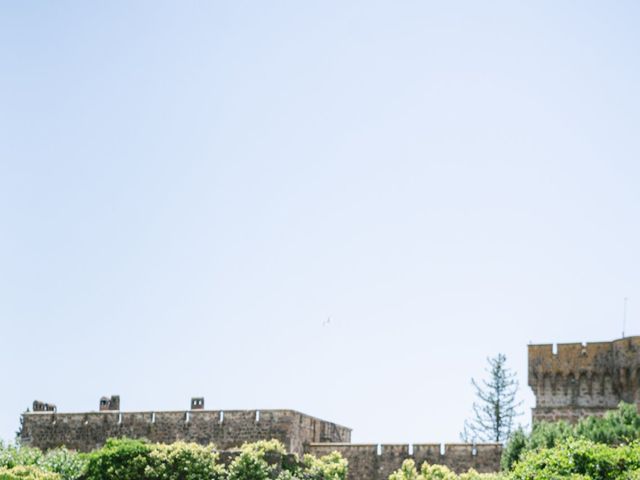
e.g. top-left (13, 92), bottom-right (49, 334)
top-left (388, 459), bottom-right (504, 480)
top-left (6, 407), bottom-right (640, 480)
top-left (510, 438), bottom-right (640, 480)
top-left (300, 451), bottom-right (347, 480)
top-left (502, 402), bottom-right (640, 470)
top-left (389, 439), bottom-right (640, 480)
top-left (0, 439), bottom-right (346, 480)
top-left (225, 440), bottom-right (288, 480)
top-left (0, 443), bottom-right (83, 480)
top-left (0, 465), bottom-right (61, 480)
top-left (82, 438), bottom-right (225, 480)
top-left (388, 404), bottom-right (640, 480)
top-left (82, 438), bottom-right (345, 480)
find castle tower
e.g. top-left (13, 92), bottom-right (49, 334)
top-left (528, 336), bottom-right (640, 423)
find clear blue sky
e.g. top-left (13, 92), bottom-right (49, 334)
top-left (2, 1), bottom-right (640, 444)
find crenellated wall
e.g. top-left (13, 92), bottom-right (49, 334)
top-left (305, 443), bottom-right (502, 478)
top-left (20, 402), bottom-right (503, 477)
top-left (528, 336), bottom-right (640, 422)
top-left (20, 409), bottom-right (351, 455)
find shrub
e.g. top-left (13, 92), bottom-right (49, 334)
top-left (82, 438), bottom-right (151, 480)
top-left (82, 438), bottom-right (225, 480)
top-left (500, 428), bottom-right (526, 471)
top-left (389, 459), bottom-right (421, 480)
top-left (38, 449), bottom-right (85, 480)
top-left (301, 451), bottom-right (348, 480)
top-left (502, 402), bottom-right (640, 470)
top-left (2, 438), bottom-right (347, 480)
top-left (0, 465), bottom-right (60, 480)
top-left (388, 459), bottom-right (504, 480)
top-left (0, 443), bottom-right (42, 470)
top-left (227, 440), bottom-right (291, 480)
top-left (510, 438), bottom-right (640, 480)
top-left (0, 443), bottom-right (84, 480)
top-left (145, 442), bottom-right (224, 480)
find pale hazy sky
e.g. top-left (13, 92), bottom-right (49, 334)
top-left (2, 1), bottom-right (640, 444)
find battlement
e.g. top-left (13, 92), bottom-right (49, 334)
top-left (305, 443), bottom-right (502, 479)
top-left (20, 398), bottom-right (351, 455)
top-left (528, 336), bottom-right (640, 422)
top-left (19, 395), bottom-right (503, 477)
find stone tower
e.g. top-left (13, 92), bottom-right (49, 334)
top-left (528, 336), bottom-right (640, 423)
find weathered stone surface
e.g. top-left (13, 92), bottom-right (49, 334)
top-left (20, 409), bottom-right (351, 455)
top-left (529, 336), bottom-right (640, 423)
top-left (305, 443), bottom-right (502, 479)
top-left (20, 403), bottom-right (503, 476)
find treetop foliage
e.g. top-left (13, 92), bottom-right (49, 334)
top-left (0, 439), bottom-right (346, 480)
top-left (0, 465), bottom-right (61, 480)
top-left (388, 459), bottom-right (504, 480)
top-left (462, 354), bottom-right (522, 443)
top-left (501, 402), bottom-right (640, 470)
top-left (510, 438), bottom-right (640, 480)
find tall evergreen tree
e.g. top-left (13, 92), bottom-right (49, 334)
top-left (461, 353), bottom-right (522, 443)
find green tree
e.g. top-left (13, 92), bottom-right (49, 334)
top-left (388, 459), bottom-right (504, 480)
top-left (510, 438), bottom-right (640, 480)
top-left (501, 402), bottom-right (640, 470)
top-left (461, 354), bottom-right (522, 443)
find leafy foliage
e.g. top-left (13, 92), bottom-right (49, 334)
top-left (52, 437), bottom-right (343, 480)
top-left (301, 451), bottom-right (348, 480)
top-left (82, 438), bottom-right (151, 480)
top-left (502, 402), bottom-right (640, 470)
top-left (37, 450), bottom-right (85, 480)
top-left (226, 439), bottom-right (346, 480)
top-left (388, 459), bottom-right (505, 480)
top-left (0, 465), bottom-right (60, 480)
top-left (462, 354), bottom-right (522, 443)
top-left (390, 436), bottom-right (640, 480)
top-left (0, 443), bottom-right (84, 480)
top-left (226, 440), bottom-right (284, 480)
top-left (510, 438), bottom-right (640, 480)
top-left (0, 443), bottom-right (42, 470)
top-left (82, 438), bottom-right (226, 480)
top-left (498, 428), bottom-right (526, 472)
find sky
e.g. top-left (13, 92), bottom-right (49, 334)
top-left (1, 1), bottom-right (640, 445)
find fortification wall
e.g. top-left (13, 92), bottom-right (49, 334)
top-left (21, 409), bottom-right (351, 455)
top-left (528, 336), bottom-right (640, 422)
top-left (305, 443), bottom-right (502, 479)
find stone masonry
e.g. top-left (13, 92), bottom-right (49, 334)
top-left (23, 336), bottom-right (640, 478)
top-left (21, 401), bottom-right (350, 456)
top-left (529, 335), bottom-right (640, 423)
top-left (306, 443), bottom-right (502, 479)
top-left (20, 397), bottom-right (502, 478)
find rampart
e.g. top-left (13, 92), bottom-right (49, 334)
top-left (19, 396), bottom-right (503, 476)
top-left (21, 408), bottom-right (351, 455)
top-left (528, 336), bottom-right (640, 422)
top-left (306, 443), bottom-right (502, 479)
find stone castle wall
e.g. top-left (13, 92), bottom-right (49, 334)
top-left (306, 443), bottom-right (502, 479)
top-left (20, 402), bottom-right (503, 476)
top-left (528, 336), bottom-right (640, 422)
top-left (20, 409), bottom-right (351, 455)
top-left (24, 336), bottom-right (640, 477)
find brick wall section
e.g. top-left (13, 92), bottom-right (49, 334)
top-left (528, 336), bottom-right (640, 423)
top-left (305, 443), bottom-right (502, 478)
top-left (20, 409), bottom-right (351, 455)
